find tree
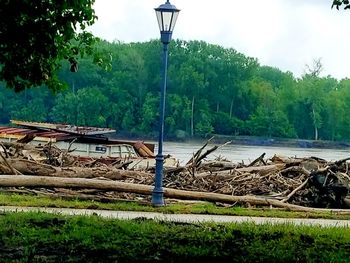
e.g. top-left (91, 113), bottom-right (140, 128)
top-left (332, 0), bottom-right (350, 9)
top-left (304, 58), bottom-right (323, 78)
top-left (50, 92), bottom-right (79, 125)
top-left (139, 92), bottom-right (159, 134)
top-left (247, 106), bottom-right (296, 138)
top-left (51, 87), bottom-right (109, 127)
top-left (194, 99), bottom-right (214, 136)
top-left (0, 0), bottom-right (98, 92)
top-left (75, 87), bottom-right (109, 126)
top-left (11, 96), bottom-right (49, 122)
top-left (165, 94), bottom-right (191, 136)
top-left (325, 79), bottom-right (350, 140)
top-left (212, 112), bottom-right (243, 136)
top-left (299, 59), bottom-right (334, 140)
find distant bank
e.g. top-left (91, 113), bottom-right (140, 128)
top-left (203, 135), bottom-right (350, 149)
top-left (113, 133), bottom-right (350, 150)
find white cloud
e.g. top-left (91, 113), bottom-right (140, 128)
top-left (88, 0), bottom-right (350, 79)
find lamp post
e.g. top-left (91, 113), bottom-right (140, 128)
top-left (152, 1), bottom-right (180, 206)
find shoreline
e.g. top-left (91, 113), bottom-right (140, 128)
top-left (207, 136), bottom-right (350, 149)
top-left (112, 133), bottom-right (350, 150)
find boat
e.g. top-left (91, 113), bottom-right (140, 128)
top-left (0, 120), bottom-right (177, 170)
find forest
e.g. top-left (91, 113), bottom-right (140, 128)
top-left (0, 39), bottom-right (349, 141)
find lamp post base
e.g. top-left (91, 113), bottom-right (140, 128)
top-left (152, 154), bottom-right (165, 206)
top-left (151, 190), bottom-right (165, 207)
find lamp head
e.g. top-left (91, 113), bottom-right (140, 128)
top-left (155, 1), bottom-right (180, 43)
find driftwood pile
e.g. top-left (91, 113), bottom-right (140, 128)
top-left (0, 138), bottom-right (350, 211)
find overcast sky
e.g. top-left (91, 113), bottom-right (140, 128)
top-left (89, 0), bottom-right (350, 79)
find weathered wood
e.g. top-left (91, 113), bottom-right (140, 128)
top-left (0, 151), bottom-right (18, 175)
top-left (2, 140), bottom-right (350, 209)
top-left (237, 163), bottom-right (285, 175)
top-left (0, 174), bottom-right (343, 212)
top-left (334, 157), bottom-right (350, 166)
top-left (4, 159), bottom-right (152, 180)
top-left (195, 141), bottom-right (232, 168)
top-left (270, 155), bottom-right (302, 165)
top-left (280, 166), bottom-right (311, 177)
top-left (199, 161), bottom-right (238, 171)
top-left (281, 178), bottom-right (309, 203)
top-left (248, 153), bottom-right (266, 167)
top-left (186, 136), bottom-right (214, 165)
top-left (196, 163), bottom-right (285, 179)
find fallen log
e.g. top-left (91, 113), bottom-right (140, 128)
top-left (199, 161), bottom-right (239, 171)
top-left (3, 159), bottom-right (152, 180)
top-left (270, 155), bottom-right (303, 165)
top-left (237, 163), bottom-right (285, 175)
top-left (0, 174), bottom-right (348, 213)
top-left (196, 163), bottom-right (286, 179)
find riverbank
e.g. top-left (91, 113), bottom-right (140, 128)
top-left (113, 132), bottom-right (350, 150)
top-left (210, 135), bottom-right (350, 149)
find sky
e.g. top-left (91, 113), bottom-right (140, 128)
top-left (89, 0), bottom-right (350, 79)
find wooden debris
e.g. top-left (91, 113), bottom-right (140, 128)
top-left (248, 153), bottom-right (266, 167)
top-left (0, 140), bottom-right (349, 210)
top-left (0, 174), bottom-right (345, 212)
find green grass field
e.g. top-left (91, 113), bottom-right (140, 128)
top-left (0, 212), bottom-right (349, 262)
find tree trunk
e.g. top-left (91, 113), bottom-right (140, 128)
top-left (196, 163), bottom-right (286, 179)
top-left (0, 174), bottom-right (342, 212)
top-left (315, 127), bottom-right (318, 141)
top-left (312, 107), bottom-right (318, 140)
top-left (191, 96), bottom-right (195, 137)
top-left (3, 159), bottom-right (152, 180)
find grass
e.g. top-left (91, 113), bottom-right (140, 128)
top-left (0, 193), bottom-right (350, 220)
top-left (0, 212), bottom-right (349, 262)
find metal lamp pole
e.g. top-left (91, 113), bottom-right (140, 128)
top-left (152, 1), bottom-right (180, 206)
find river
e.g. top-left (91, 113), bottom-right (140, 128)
top-left (158, 141), bottom-right (350, 165)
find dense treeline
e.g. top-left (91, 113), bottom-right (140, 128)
top-left (1, 39), bottom-right (350, 141)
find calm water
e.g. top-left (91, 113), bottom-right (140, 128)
top-left (157, 141), bottom-right (350, 165)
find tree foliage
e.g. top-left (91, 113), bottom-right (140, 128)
top-left (1, 39), bottom-right (350, 141)
top-left (0, 0), bottom-right (98, 92)
top-left (332, 0), bottom-right (350, 9)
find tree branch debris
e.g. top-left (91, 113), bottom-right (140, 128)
top-left (0, 140), bottom-right (350, 210)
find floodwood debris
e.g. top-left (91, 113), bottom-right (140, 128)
top-left (0, 134), bottom-right (350, 212)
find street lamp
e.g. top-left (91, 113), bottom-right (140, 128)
top-left (152, 1), bottom-right (180, 206)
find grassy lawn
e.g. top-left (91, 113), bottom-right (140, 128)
top-left (0, 193), bottom-right (350, 220)
top-left (0, 212), bottom-right (349, 262)
top-left (1, 193), bottom-right (350, 262)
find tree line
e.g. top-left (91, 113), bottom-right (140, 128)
top-left (1, 39), bottom-right (350, 141)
